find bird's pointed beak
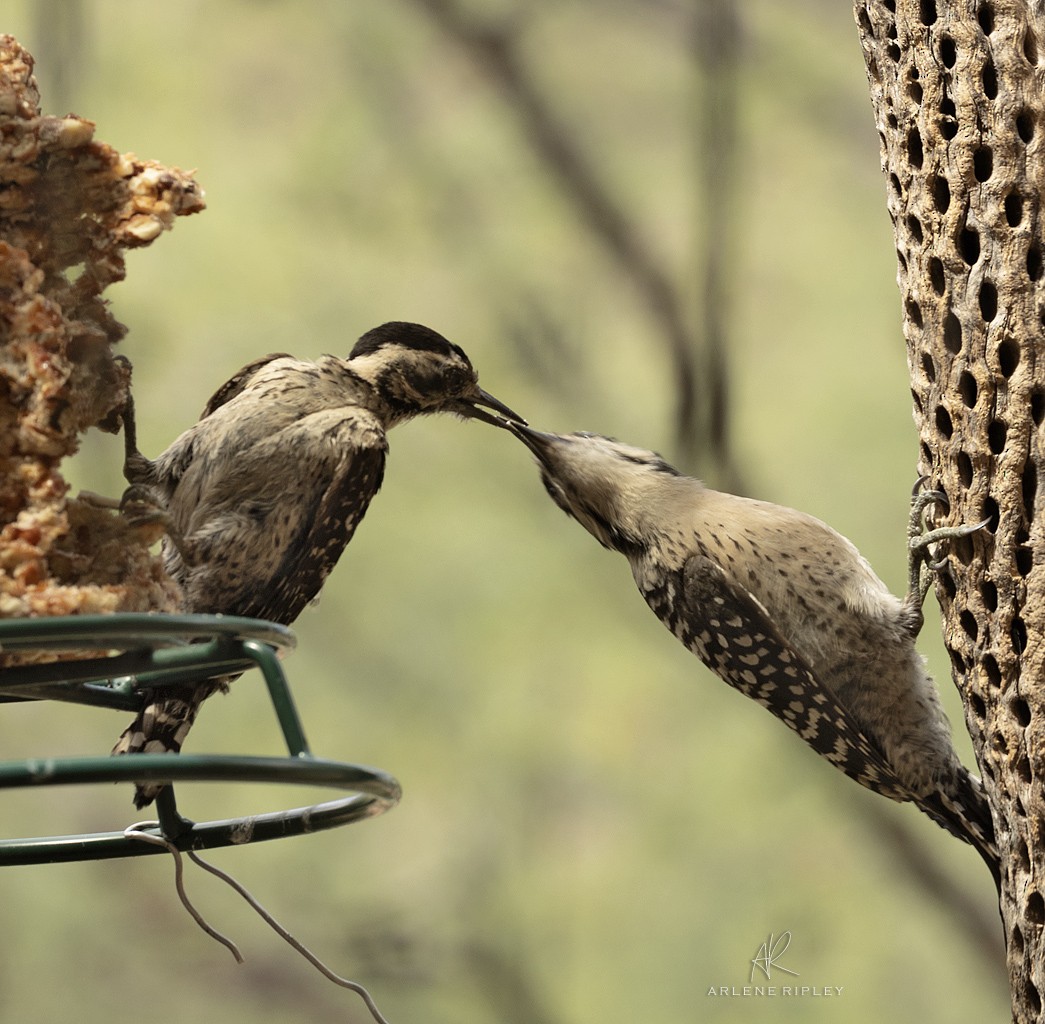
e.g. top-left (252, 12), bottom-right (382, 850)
top-left (457, 387), bottom-right (528, 429)
top-left (505, 420), bottom-right (561, 458)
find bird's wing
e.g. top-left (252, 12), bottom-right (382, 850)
top-left (264, 420), bottom-right (387, 622)
top-left (200, 353), bottom-right (295, 418)
top-left (655, 552), bottom-right (912, 802)
top-left (210, 409), bottom-right (388, 624)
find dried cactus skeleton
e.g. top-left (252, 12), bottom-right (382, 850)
top-left (0, 35), bottom-right (203, 650)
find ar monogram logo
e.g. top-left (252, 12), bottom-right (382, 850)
top-left (750, 931), bottom-right (799, 983)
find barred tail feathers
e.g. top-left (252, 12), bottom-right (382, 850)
top-left (111, 684), bottom-right (217, 809)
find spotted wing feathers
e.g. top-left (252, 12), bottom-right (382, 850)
top-left (644, 553), bottom-right (910, 801)
top-left (641, 553), bottom-right (999, 875)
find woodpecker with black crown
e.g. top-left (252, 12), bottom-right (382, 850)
top-left (113, 321), bottom-right (524, 808)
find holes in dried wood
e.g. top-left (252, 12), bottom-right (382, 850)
top-left (932, 175), bottom-right (950, 212)
top-left (1012, 615), bottom-right (1028, 653)
top-left (906, 214), bottom-right (923, 243)
top-left (1012, 694), bottom-right (1031, 726)
top-left (953, 531), bottom-right (976, 565)
top-left (998, 337), bottom-right (1020, 376)
top-left (959, 226), bottom-right (980, 265)
top-left (1025, 27), bottom-right (1039, 65)
top-left (886, 111), bottom-right (898, 129)
top-left (979, 279), bottom-right (998, 321)
top-left (910, 388), bottom-right (923, 413)
top-left (980, 579), bottom-right (997, 612)
top-left (973, 146), bottom-right (993, 181)
top-left (887, 41), bottom-right (901, 62)
top-left (939, 96), bottom-right (958, 140)
top-left (1017, 541), bottom-right (1034, 577)
top-left (1018, 842), bottom-right (1031, 874)
top-left (982, 59), bottom-right (998, 99)
top-left (897, 249), bottom-right (908, 274)
top-left (977, 2), bottom-right (995, 34)
top-left (921, 351), bottom-right (936, 382)
top-left (1026, 891), bottom-right (1045, 925)
top-left (909, 80), bottom-right (923, 104)
top-left (939, 35), bottom-right (957, 68)
top-left (857, 6), bottom-right (875, 38)
top-left (939, 568), bottom-right (957, 599)
top-left (906, 297), bottom-right (923, 327)
top-left (957, 450), bottom-right (973, 486)
top-left (957, 370), bottom-right (978, 406)
top-left (935, 404), bottom-right (954, 438)
top-left (969, 689), bottom-right (987, 720)
top-left (1013, 924), bottom-right (1026, 955)
top-left (1024, 463), bottom-right (1038, 521)
top-left (1017, 754), bottom-right (1033, 783)
top-left (929, 256), bottom-right (945, 294)
top-left (981, 650), bottom-right (1000, 685)
top-left (1017, 109), bottom-right (1035, 143)
top-left (919, 0), bottom-right (937, 24)
top-left (1029, 243), bottom-right (1043, 281)
top-left (1028, 976), bottom-right (1044, 1015)
top-left (982, 493), bottom-right (1000, 531)
top-left (920, 440), bottom-right (933, 466)
top-left (1017, 548), bottom-right (1035, 581)
top-left (943, 311), bottom-right (963, 352)
top-left (883, 0), bottom-right (895, 11)
top-left (1005, 192), bottom-right (1024, 226)
top-left (988, 418), bottom-right (1007, 453)
top-left (959, 609), bottom-right (979, 640)
top-left (889, 173), bottom-right (902, 196)
top-left (1032, 391), bottom-right (1045, 425)
top-left (907, 127), bottom-right (923, 168)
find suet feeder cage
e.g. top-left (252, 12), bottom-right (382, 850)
top-left (0, 614), bottom-right (400, 864)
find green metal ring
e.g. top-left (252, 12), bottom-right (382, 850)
top-left (0, 754), bottom-right (401, 865)
top-left (0, 613), bottom-right (297, 651)
top-left (0, 614), bottom-right (402, 864)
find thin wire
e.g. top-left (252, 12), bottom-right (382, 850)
top-left (187, 849), bottom-right (392, 1024)
top-left (123, 823), bottom-right (243, 963)
top-left (122, 821), bottom-right (391, 1024)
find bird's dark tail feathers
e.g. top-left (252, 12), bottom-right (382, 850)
top-left (916, 766), bottom-right (1000, 890)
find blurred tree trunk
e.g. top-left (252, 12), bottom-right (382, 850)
top-left (854, 1), bottom-right (1045, 1018)
top-left (31, 0), bottom-right (86, 113)
top-left (411, 0), bottom-right (713, 470)
top-left (692, 0), bottom-right (742, 489)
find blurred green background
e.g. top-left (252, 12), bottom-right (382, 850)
top-left (3, 1), bottom-right (1007, 1021)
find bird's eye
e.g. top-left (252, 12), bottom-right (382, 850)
top-left (441, 363), bottom-right (473, 393)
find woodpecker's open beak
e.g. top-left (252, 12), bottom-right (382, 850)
top-left (456, 388), bottom-right (528, 429)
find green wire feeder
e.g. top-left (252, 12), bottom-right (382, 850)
top-left (0, 614), bottom-right (401, 865)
